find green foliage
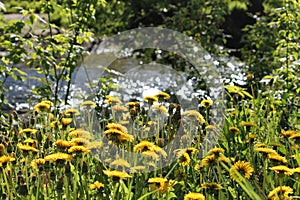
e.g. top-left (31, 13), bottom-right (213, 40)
top-left (242, 0), bottom-right (300, 80)
top-left (167, 0), bottom-right (228, 55)
top-left (0, 17), bottom-right (28, 110)
top-left (0, 0), bottom-right (106, 112)
top-left (0, 0), bottom-right (300, 199)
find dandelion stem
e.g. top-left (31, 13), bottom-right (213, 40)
top-left (2, 167), bottom-right (13, 200)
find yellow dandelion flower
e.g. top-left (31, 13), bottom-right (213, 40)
top-left (200, 99), bottom-right (213, 107)
top-left (292, 167), bottom-right (300, 173)
top-left (104, 129), bottom-right (134, 142)
top-left (103, 170), bottom-right (132, 180)
top-left (70, 138), bottom-right (90, 146)
top-left (119, 120), bottom-right (129, 125)
top-left (201, 182), bottom-right (223, 190)
top-left (34, 102), bottom-right (51, 112)
top-left (134, 141), bottom-right (155, 152)
top-left (153, 146), bottom-right (167, 158)
top-left (105, 95), bottom-right (122, 104)
top-left (65, 109), bottom-right (80, 116)
top-left (154, 91), bottom-right (170, 100)
top-left (142, 151), bottom-right (160, 160)
top-left (229, 111), bottom-right (238, 116)
top-left (69, 129), bottom-right (91, 139)
top-left (55, 139), bottom-right (72, 148)
top-left (269, 165), bottom-right (293, 176)
top-left (69, 128), bottom-right (76, 132)
top-left (292, 145), bottom-right (299, 150)
top-left (44, 152), bottom-right (72, 162)
top-left (116, 132), bottom-right (134, 142)
top-left (40, 100), bottom-right (53, 106)
top-left (201, 154), bottom-right (216, 167)
top-left (148, 177), bottom-right (167, 184)
top-left (90, 181), bottom-right (104, 190)
top-left (61, 118), bottom-right (73, 126)
top-left (177, 152), bottom-right (191, 166)
top-left (254, 147), bottom-right (277, 155)
top-left (50, 120), bottom-right (61, 128)
top-left (185, 147), bottom-right (197, 155)
top-left (130, 166), bottom-right (146, 173)
top-left (184, 192), bottom-right (205, 200)
top-left (229, 127), bottom-right (240, 134)
top-left (208, 147), bottom-right (225, 156)
top-left (183, 110), bottom-right (205, 123)
top-left (125, 102), bottom-right (137, 108)
top-left (48, 113), bottom-right (55, 121)
top-left (81, 100), bottom-right (96, 109)
top-left (19, 128), bottom-right (37, 135)
top-left (268, 142), bottom-right (281, 147)
top-left (112, 105), bottom-right (128, 112)
top-left (268, 154), bottom-right (288, 164)
top-left (148, 177), bottom-right (174, 193)
top-left (68, 146), bottom-right (90, 154)
top-left (143, 96), bottom-right (158, 103)
top-left (218, 155), bottom-right (230, 163)
top-left (110, 158), bottom-right (131, 168)
top-left (268, 186), bottom-right (293, 200)
top-left (24, 138), bottom-right (37, 145)
top-left (270, 104), bottom-right (276, 113)
top-left (240, 121), bottom-right (257, 127)
top-left (86, 141), bottom-right (102, 150)
top-left (246, 134), bottom-right (257, 143)
top-left (104, 129), bottom-right (126, 136)
top-left (106, 123), bottom-right (128, 133)
top-left (246, 73), bottom-right (254, 80)
top-left (17, 143), bottom-right (38, 153)
top-left (281, 129), bottom-right (297, 137)
top-left (151, 105), bottom-right (168, 114)
top-left (289, 132), bottom-right (300, 140)
top-left (224, 85), bottom-right (253, 98)
top-left (30, 158), bottom-right (45, 170)
top-left (0, 155), bottom-right (15, 166)
top-left (181, 135), bottom-right (190, 142)
top-left (230, 161), bottom-right (254, 181)
top-left (254, 143), bottom-right (267, 148)
top-left (147, 162), bottom-right (157, 169)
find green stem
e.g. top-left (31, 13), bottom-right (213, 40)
top-left (2, 167), bottom-right (13, 200)
top-left (35, 174), bottom-right (40, 200)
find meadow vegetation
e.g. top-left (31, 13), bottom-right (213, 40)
top-left (0, 0), bottom-right (299, 199)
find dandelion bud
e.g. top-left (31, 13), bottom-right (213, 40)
top-left (0, 144), bottom-right (5, 156)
